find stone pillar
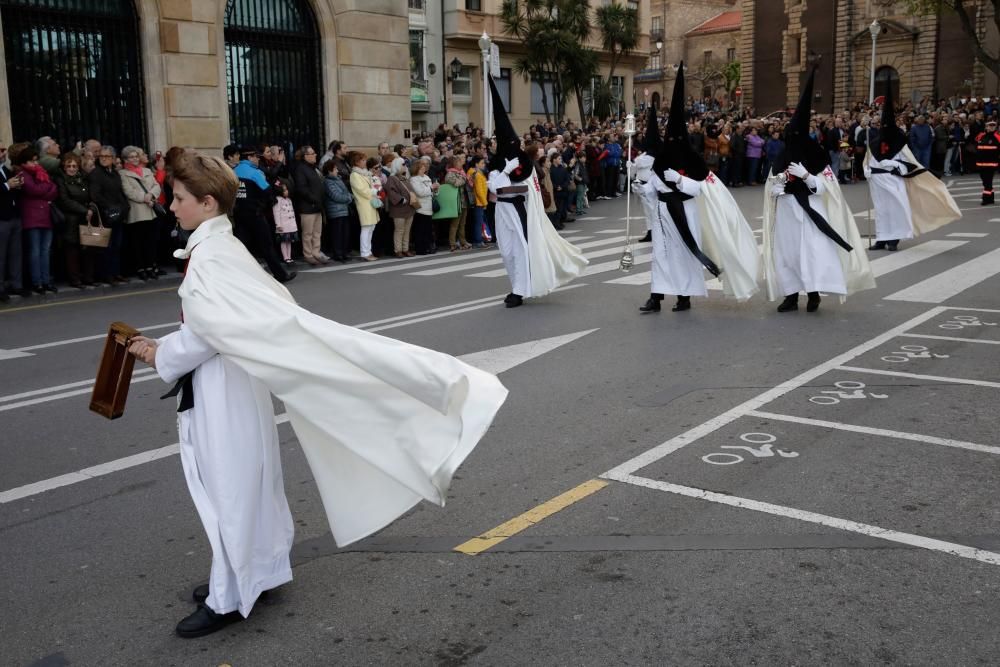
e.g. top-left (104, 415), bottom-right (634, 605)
top-left (333, 0), bottom-right (410, 149)
top-left (159, 0), bottom-right (227, 153)
top-left (737, 0), bottom-right (755, 110)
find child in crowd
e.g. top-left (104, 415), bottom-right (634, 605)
top-left (467, 155), bottom-right (489, 248)
top-left (272, 181), bottom-right (298, 264)
top-left (838, 140), bottom-right (854, 184)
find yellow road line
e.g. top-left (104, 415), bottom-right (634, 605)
top-left (0, 286), bottom-right (176, 314)
top-left (453, 479), bottom-right (609, 556)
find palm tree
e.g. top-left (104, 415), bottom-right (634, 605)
top-left (500, 0), bottom-right (595, 122)
top-left (593, 3), bottom-right (639, 119)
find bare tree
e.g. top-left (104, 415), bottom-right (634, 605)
top-left (903, 0), bottom-right (999, 78)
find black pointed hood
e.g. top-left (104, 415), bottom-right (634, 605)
top-left (873, 79), bottom-right (906, 160)
top-left (487, 75), bottom-right (532, 182)
top-left (772, 64), bottom-right (828, 175)
top-left (654, 62), bottom-right (708, 181)
top-left (640, 105), bottom-right (661, 155)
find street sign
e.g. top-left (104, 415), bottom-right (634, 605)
top-left (734, 87), bottom-right (743, 98)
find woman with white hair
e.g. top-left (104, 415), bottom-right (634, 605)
top-left (384, 154), bottom-right (415, 257)
top-left (119, 144), bottom-right (161, 280)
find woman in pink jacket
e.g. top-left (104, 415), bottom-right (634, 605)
top-left (15, 145), bottom-right (58, 293)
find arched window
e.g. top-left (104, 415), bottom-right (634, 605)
top-left (874, 66), bottom-right (900, 105)
top-left (225, 0), bottom-right (323, 151)
top-left (0, 0), bottom-right (146, 148)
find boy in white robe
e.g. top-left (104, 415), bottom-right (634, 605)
top-left (129, 154), bottom-right (509, 638)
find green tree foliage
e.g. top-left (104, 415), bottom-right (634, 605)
top-left (901, 0), bottom-right (999, 79)
top-left (593, 3), bottom-right (640, 120)
top-left (500, 0), bottom-right (595, 122)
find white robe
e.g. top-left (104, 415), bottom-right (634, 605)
top-left (488, 169), bottom-right (530, 297)
top-left (641, 172), bottom-right (708, 297)
top-left (167, 215), bottom-right (508, 554)
top-left (865, 152), bottom-right (915, 242)
top-left (156, 325), bottom-right (294, 618)
top-left (771, 172), bottom-right (847, 295)
top-left (488, 168), bottom-right (588, 298)
top-left (633, 154), bottom-right (655, 232)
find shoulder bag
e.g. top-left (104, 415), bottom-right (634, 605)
top-left (80, 206), bottom-right (112, 248)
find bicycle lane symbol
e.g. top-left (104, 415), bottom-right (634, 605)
top-left (808, 380), bottom-right (888, 405)
top-left (701, 432), bottom-right (799, 466)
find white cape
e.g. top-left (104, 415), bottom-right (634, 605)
top-left (762, 166), bottom-right (876, 302)
top-left (176, 216), bottom-right (509, 547)
top-left (864, 147), bottom-right (961, 235)
top-left (696, 173), bottom-right (760, 301)
top-left (524, 169), bottom-right (588, 296)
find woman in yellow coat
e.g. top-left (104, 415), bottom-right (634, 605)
top-left (348, 151), bottom-right (379, 261)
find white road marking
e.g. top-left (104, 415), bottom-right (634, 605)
top-left (884, 247), bottom-right (1000, 303)
top-left (0, 367), bottom-right (157, 405)
top-left (8, 321), bottom-right (181, 354)
top-left (573, 216), bottom-right (606, 221)
top-left (0, 328), bottom-right (596, 504)
top-left (607, 473), bottom-right (1000, 567)
top-left (746, 410), bottom-right (1000, 456)
top-left (868, 240), bottom-right (966, 277)
top-left (582, 253), bottom-right (653, 277)
top-left (601, 307), bottom-right (947, 478)
top-left (0, 349), bottom-right (34, 360)
top-left (899, 332), bottom-right (1000, 345)
top-left (946, 233), bottom-right (988, 238)
top-left (836, 365), bottom-right (1000, 389)
top-left (406, 236), bottom-right (627, 277)
top-left (352, 248), bottom-right (501, 275)
top-left (0, 372), bottom-right (161, 413)
top-left (604, 270), bottom-right (651, 286)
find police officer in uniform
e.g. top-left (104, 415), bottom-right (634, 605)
top-left (975, 119), bottom-right (1000, 205)
top-left (232, 145), bottom-right (296, 282)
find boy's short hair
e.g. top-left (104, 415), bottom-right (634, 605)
top-left (171, 153), bottom-right (240, 214)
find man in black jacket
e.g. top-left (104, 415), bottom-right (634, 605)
top-left (88, 145), bottom-right (130, 283)
top-left (232, 146), bottom-right (295, 282)
top-left (289, 146), bottom-right (327, 264)
top-left (0, 143), bottom-right (25, 300)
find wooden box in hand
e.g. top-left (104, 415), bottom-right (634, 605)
top-left (90, 322), bottom-right (141, 420)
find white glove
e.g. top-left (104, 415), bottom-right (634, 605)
top-left (663, 168), bottom-right (681, 183)
top-left (770, 183), bottom-right (786, 197)
top-left (787, 162), bottom-right (809, 179)
top-left (503, 157), bottom-right (520, 174)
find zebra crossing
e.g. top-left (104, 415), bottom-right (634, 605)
top-left (309, 180), bottom-right (996, 305)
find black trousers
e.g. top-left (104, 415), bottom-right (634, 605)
top-left (980, 168), bottom-right (995, 193)
top-left (124, 218), bottom-right (157, 274)
top-left (411, 212), bottom-right (434, 253)
top-left (234, 214), bottom-right (287, 277)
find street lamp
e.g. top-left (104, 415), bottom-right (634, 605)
top-left (654, 36), bottom-right (664, 109)
top-left (869, 19), bottom-right (881, 105)
top-left (478, 31), bottom-right (492, 138)
top-left (449, 57), bottom-right (463, 81)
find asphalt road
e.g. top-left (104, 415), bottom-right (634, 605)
top-left (1, 175), bottom-right (998, 666)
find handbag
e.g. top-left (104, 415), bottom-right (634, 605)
top-left (80, 208), bottom-right (112, 248)
top-left (432, 195), bottom-right (441, 213)
top-left (134, 175), bottom-right (167, 218)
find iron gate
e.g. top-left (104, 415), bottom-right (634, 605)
top-left (225, 0), bottom-right (324, 151)
top-left (0, 0), bottom-right (147, 149)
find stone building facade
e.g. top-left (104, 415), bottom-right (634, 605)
top-left (437, 0), bottom-right (650, 131)
top-left (736, 0), bottom-right (999, 115)
top-left (0, 0), bottom-right (410, 153)
top-left (633, 0), bottom-right (739, 110)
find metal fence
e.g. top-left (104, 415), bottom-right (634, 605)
top-left (0, 0), bottom-right (147, 149)
top-left (224, 0), bottom-right (324, 152)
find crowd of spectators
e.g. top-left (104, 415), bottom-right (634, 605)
top-left (0, 93), bottom-right (992, 301)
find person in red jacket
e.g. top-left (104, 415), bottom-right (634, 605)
top-left (975, 119), bottom-right (1000, 205)
top-left (14, 145), bottom-right (58, 293)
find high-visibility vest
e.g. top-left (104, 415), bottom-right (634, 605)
top-left (975, 131), bottom-right (1000, 168)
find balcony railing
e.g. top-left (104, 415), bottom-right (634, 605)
top-left (634, 68), bottom-right (665, 82)
top-left (411, 78), bottom-right (429, 108)
top-left (408, 0), bottom-right (424, 11)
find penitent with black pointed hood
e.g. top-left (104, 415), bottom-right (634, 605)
top-left (640, 105), bottom-right (662, 156)
top-left (771, 64), bottom-right (828, 176)
top-left (487, 75), bottom-right (532, 183)
top-left (872, 80), bottom-right (907, 160)
top-left (654, 62), bottom-right (709, 181)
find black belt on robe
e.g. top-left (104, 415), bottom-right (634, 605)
top-left (161, 371), bottom-right (194, 413)
top-left (656, 188), bottom-right (721, 277)
top-left (870, 159), bottom-right (926, 179)
top-left (784, 179), bottom-right (853, 252)
top-left (496, 194), bottom-right (528, 242)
